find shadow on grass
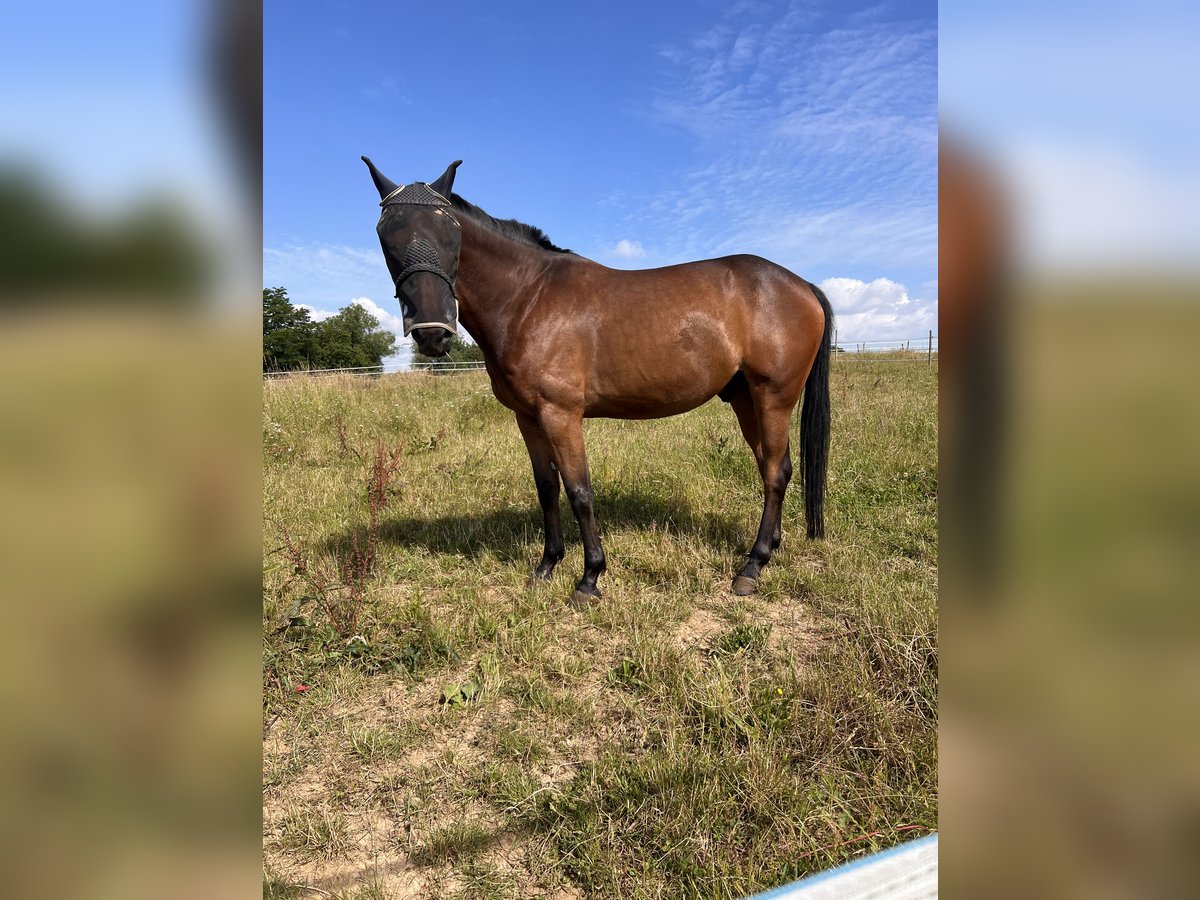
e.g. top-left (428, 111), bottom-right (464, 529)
top-left (323, 485), bottom-right (749, 564)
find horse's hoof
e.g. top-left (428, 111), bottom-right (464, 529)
top-left (731, 575), bottom-right (758, 596)
top-left (568, 589), bottom-right (599, 610)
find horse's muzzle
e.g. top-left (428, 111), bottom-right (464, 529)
top-left (413, 326), bottom-right (453, 357)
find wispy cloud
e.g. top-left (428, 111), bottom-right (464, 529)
top-left (609, 1), bottom-right (937, 330)
top-left (264, 241), bottom-right (419, 367)
top-left (361, 75), bottom-right (412, 102)
top-left (652, 5), bottom-right (935, 156)
top-left (263, 242), bottom-right (387, 311)
top-left (611, 239), bottom-right (647, 259)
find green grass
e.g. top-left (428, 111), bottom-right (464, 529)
top-left (712, 622), bottom-right (773, 657)
top-left (263, 358), bottom-right (937, 898)
top-left (276, 806), bottom-right (350, 860)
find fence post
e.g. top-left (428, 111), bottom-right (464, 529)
top-left (927, 330), bottom-right (932, 369)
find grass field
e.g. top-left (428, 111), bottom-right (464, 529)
top-left (262, 357), bottom-right (938, 899)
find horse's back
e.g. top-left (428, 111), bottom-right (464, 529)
top-left (585, 253), bottom-right (825, 385)
top-left (511, 253), bottom-right (824, 418)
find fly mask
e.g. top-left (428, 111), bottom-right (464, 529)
top-left (380, 182), bottom-right (462, 336)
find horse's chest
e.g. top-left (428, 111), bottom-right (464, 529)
top-left (483, 365), bottom-right (528, 413)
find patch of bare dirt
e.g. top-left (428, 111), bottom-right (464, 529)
top-left (673, 603), bottom-right (729, 651)
top-left (671, 592), bottom-right (830, 664)
top-left (752, 598), bottom-right (829, 659)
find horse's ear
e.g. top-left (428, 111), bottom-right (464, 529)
top-left (431, 160), bottom-right (462, 198)
top-left (361, 156), bottom-right (398, 200)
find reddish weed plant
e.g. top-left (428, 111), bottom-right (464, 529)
top-left (277, 441), bottom-right (402, 638)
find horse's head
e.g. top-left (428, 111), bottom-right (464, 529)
top-left (362, 157), bottom-right (463, 358)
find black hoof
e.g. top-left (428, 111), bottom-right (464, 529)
top-left (731, 575), bottom-right (758, 596)
top-left (528, 568), bottom-right (554, 588)
top-left (568, 589), bottom-right (600, 610)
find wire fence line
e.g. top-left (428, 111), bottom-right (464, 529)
top-left (263, 335), bottom-right (938, 379)
top-left (262, 359), bottom-right (488, 379)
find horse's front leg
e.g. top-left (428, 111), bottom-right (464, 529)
top-left (515, 414), bottom-right (564, 581)
top-left (538, 405), bottom-right (606, 608)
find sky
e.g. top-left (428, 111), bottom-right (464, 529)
top-left (1, 0), bottom-right (247, 297)
top-left (1, 2), bottom-right (220, 207)
top-left (940, 1), bottom-right (1200, 275)
top-left (264, 0), bottom-right (939, 367)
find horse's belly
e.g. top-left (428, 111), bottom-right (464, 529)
top-left (584, 364), bottom-right (734, 419)
top-left (585, 394), bottom-right (714, 419)
top-left (585, 315), bottom-right (739, 416)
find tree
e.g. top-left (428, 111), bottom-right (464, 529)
top-left (1, 166), bottom-right (210, 304)
top-left (262, 287), bottom-right (317, 371)
top-left (311, 302), bottom-right (397, 371)
top-left (264, 289), bottom-right (398, 372)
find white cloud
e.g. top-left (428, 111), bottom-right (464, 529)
top-left (295, 303), bottom-right (336, 322)
top-left (292, 296), bottom-right (402, 332)
top-left (820, 276), bottom-right (907, 312)
top-left (819, 277), bottom-right (937, 344)
top-left (612, 239), bottom-right (647, 259)
top-left (263, 242), bottom-right (387, 312)
top-left (1004, 140), bottom-right (1200, 272)
top-left (351, 297), bottom-right (415, 370)
top-left (295, 296), bottom-right (414, 370)
top-left (349, 296), bottom-right (406, 337)
top-left (712, 204), bottom-right (937, 275)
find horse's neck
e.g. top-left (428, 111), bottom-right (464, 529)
top-left (455, 217), bottom-right (546, 360)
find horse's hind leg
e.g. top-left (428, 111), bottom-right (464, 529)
top-left (733, 394), bottom-right (797, 596)
top-left (728, 385), bottom-right (763, 471)
top-left (729, 386), bottom-right (789, 552)
top-left (516, 414), bottom-right (565, 581)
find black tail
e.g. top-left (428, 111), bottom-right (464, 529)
top-left (800, 283), bottom-right (833, 539)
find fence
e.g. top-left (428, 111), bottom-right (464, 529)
top-left (263, 360), bottom-right (487, 379)
top-left (263, 333), bottom-right (937, 379)
top-left (831, 330), bottom-right (938, 362)
top-left (412, 360), bottom-right (488, 373)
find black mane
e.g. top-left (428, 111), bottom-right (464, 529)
top-left (449, 193), bottom-right (572, 255)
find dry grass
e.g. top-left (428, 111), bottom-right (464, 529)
top-left (263, 359), bottom-right (937, 898)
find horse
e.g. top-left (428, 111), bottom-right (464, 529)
top-left (362, 157), bottom-right (833, 607)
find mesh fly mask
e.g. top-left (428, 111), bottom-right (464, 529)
top-left (380, 182), bottom-right (461, 336)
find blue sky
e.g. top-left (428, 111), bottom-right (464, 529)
top-left (941, 1), bottom-right (1200, 273)
top-left (1, 1), bottom-right (237, 233)
top-left (264, 0), bottom-right (938, 366)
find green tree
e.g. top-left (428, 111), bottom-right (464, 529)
top-left (0, 166), bottom-right (209, 304)
top-left (262, 287), bottom-right (317, 371)
top-left (312, 302), bottom-right (397, 371)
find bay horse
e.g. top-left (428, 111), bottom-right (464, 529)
top-left (362, 157), bottom-right (832, 607)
